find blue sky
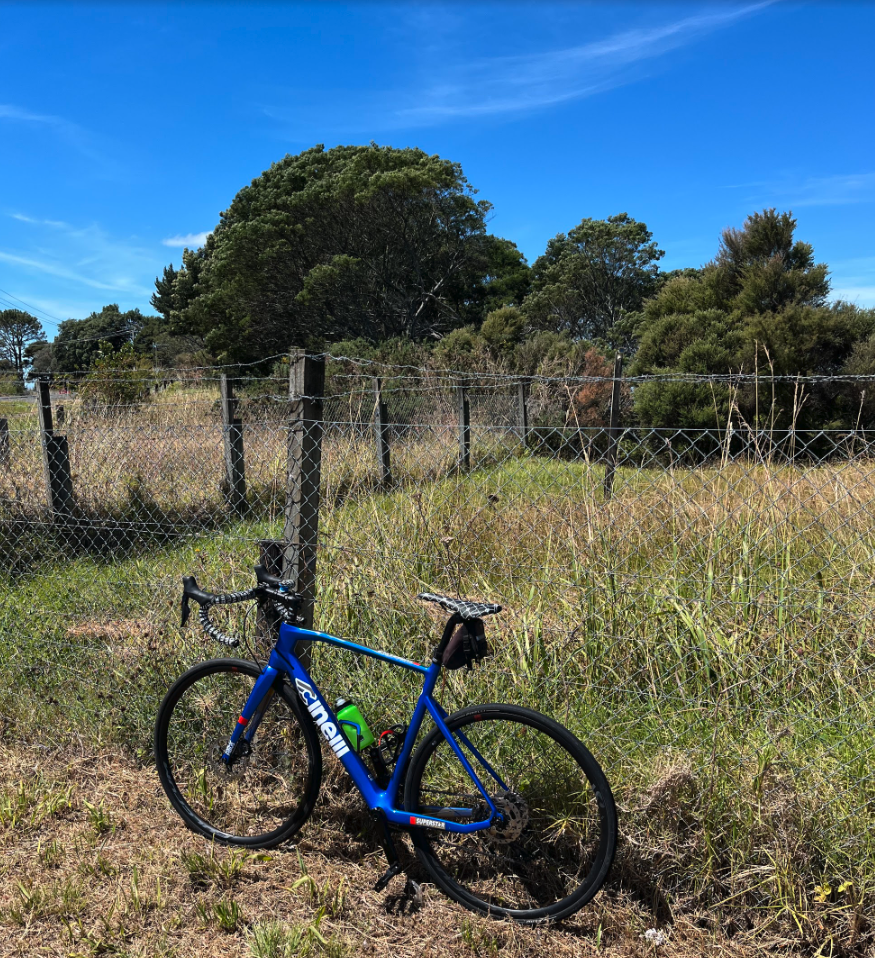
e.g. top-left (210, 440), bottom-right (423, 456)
top-left (1, 0), bottom-right (873, 338)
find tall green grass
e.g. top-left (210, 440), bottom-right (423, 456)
top-left (1, 452), bottom-right (872, 946)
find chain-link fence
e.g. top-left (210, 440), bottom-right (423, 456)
top-left (1, 357), bottom-right (873, 941)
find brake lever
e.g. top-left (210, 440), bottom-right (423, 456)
top-left (181, 593), bottom-right (191, 628)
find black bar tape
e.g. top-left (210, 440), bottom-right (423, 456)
top-left (183, 580), bottom-right (300, 647)
top-left (198, 604), bottom-right (239, 647)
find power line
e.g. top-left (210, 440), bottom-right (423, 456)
top-left (47, 325), bottom-right (141, 348)
top-left (0, 287), bottom-right (65, 328)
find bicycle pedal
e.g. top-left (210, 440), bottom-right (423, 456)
top-left (374, 862), bottom-right (403, 892)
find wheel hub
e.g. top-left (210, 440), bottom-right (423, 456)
top-left (489, 790), bottom-right (529, 843)
top-left (209, 741), bottom-right (251, 777)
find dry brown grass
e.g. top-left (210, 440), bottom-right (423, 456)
top-left (0, 741), bottom-right (802, 958)
top-left (0, 389), bottom-right (473, 520)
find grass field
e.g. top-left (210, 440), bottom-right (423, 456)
top-left (1, 394), bottom-right (873, 955)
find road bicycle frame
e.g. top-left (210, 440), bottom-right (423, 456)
top-left (220, 620), bottom-right (507, 834)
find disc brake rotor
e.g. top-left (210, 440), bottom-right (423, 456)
top-left (208, 740), bottom-right (251, 777)
top-left (489, 790), bottom-right (529, 843)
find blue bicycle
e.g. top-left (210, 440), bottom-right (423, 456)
top-left (154, 566), bottom-right (617, 923)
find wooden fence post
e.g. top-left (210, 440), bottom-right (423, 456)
top-left (374, 377), bottom-right (392, 487)
top-left (255, 539), bottom-right (284, 659)
top-left (603, 354), bottom-right (624, 501)
top-left (0, 418), bottom-right (8, 466)
top-left (458, 382), bottom-right (470, 472)
top-left (517, 380), bottom-right (529, 447)
top-left (283, 350), bottom-right (325, 663)
top-left (37, 380), bottom-right (73, 518)
top-left (220, 374), bottom-right (247, 517)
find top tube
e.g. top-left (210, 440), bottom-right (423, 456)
top-left (277, 622), bottom-right (430, 674)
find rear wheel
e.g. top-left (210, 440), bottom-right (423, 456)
top-left (405, 704), bottom-right (616, 923)
top-left (154, 659), bottom-right (321, 847)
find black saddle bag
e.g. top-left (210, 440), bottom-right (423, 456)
top-left (442, 618), bottom-right (490, 671)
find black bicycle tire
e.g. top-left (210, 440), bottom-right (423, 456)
top-left (404, 703), bottom-right (617, 923)
top-left (154, 658), bottom-right (322, 848)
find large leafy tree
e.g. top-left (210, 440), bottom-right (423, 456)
top-left (523, 213), bottom-right (664, 346)
top-left (631, 209), bottom-right (874, 430)
top-left (152, 144), bottom-right (510, 363)
top-left (52, 304), bottom-right (151, 376)
top-left (81, 341), bottom-right (153, 406)
top-left (0, 309), bottom-right (44, 380)
top-left (481, 237), bottom-right (531, 315)
top-left (711, 208), bottom-right (829, 313)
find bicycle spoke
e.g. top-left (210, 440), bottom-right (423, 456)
top-left (156, 661), bottom-right (320, 846)
top-left (408, 706), bottom-right (615, 920)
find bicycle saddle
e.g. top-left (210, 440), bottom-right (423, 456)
top-left (417, 592), bottom-right (502, 620)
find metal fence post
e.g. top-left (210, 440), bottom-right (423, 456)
top-left (517, 380), bottom-right (529, 447)
top-left (220, 374), bottom-right (247, 517)
top-left (374, 376), bottom-right (392, 487)
top-left (458, 382), bottom-right (470, 472)
top-left (284, 350), bottom-right (325, 662)
top-left (0, 418), bottom-right (8, 466)
top-left (37, 380), bottom-right (73, 518)
top-left (603, 354), bottom-right (623, 501)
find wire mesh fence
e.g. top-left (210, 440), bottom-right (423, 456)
top-left (1, 357), bottom-right (873, 935)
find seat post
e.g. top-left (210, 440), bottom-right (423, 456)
top-left (431, 612), bottom-right (464, 664)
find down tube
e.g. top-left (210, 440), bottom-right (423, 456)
top-left (271, 649), bottom-right (382, 805)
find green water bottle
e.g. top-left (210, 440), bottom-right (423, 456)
top-left (335, 698), bottom-right (376, 752)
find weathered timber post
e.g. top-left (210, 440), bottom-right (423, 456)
top-left (458, 382), bottom-right (470, 472)
top-left (517, 380), bottom-right (529, 447)
top-left (283, 350), bottom-right (325, 664)
top-left (603, 353), bottom-right (623, 501)
top-left (0, 418), bottom-right (8, 466)
top-left (37, 380), bottom-right (73, 518)
top-left (220, 374), bottom-right (247, 517)
top-left (374, 377), bottom-right (392, 487)
top-left (254, 539), bottom-right (284, 660)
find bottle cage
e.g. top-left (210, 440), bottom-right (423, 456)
top-left (442, 618), bottom-right (490, 671)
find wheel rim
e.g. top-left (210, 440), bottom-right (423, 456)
top-left (412, 715), bottom-right (610, 915)
top-left (163, 669), bottom-right (313, 840)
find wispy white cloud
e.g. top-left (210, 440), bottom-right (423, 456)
top-left (833, 285), bottom-right (875, 305)
top-left (398, 4), bottom-right (774, 121)
top-left (260, 3), bottom-right (775, 135)
top-left (724, 171), bottom-right (875, 208)
top-left (0, 250), bottom-right (124, 292)
top-left (0, 214), bottom-right (164, 323)
top-left (9, 212), bottom-right (71, 229)
top-left (0, 103), bottom-right (116, 172)
top-left (831, 257), bottom-right (875, 308)
top-left (0, 104), bottom-right (64, 124)
top-left (162, 232), bottom-right (210, 248)
top-left (791, 173), bottom-right (875, 207)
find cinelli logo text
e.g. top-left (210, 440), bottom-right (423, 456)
top-left (294, 679), bottom-right (350, 758)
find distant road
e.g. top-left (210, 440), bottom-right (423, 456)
top-left (0, 391), bottom-right (67, 404)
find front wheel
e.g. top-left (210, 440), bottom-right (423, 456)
top-left (404, 704), bottom-right (616, 923)
top-left (154, 659), bottom-right (322, 847)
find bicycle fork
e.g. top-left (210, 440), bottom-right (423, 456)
top-left (221, 665), bottom-right (279, 764)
